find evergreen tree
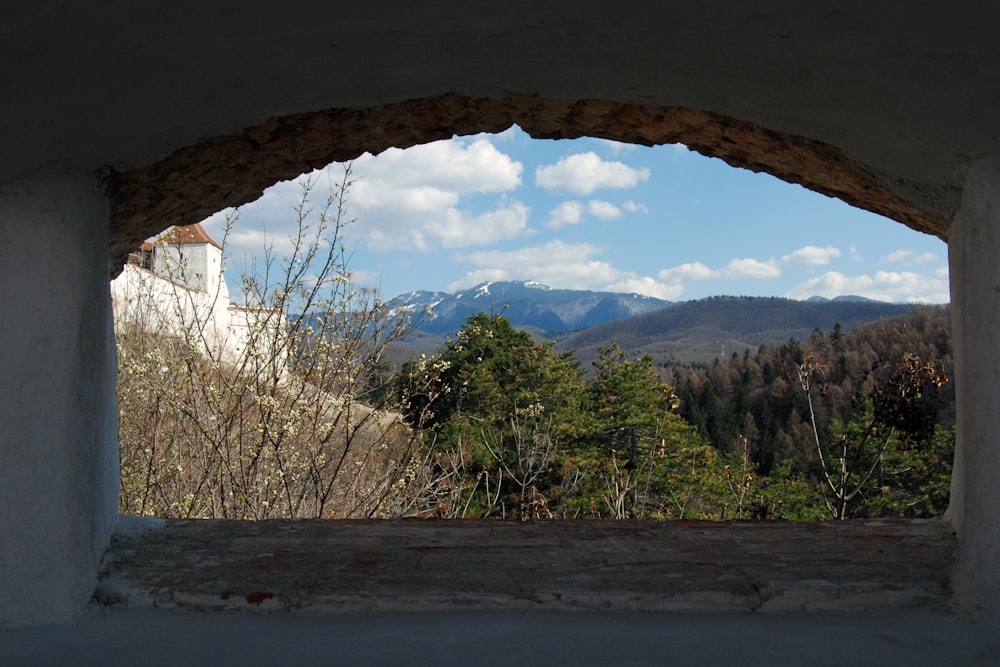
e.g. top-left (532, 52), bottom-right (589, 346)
top-left (400, 313), bottom-right (586, 517)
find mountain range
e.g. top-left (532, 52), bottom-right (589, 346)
top-left (552, 295), bottom-right (914, 371)
top-left (385, 281), bottom-right (920, 372)
top-left (387, 281), bottom-right (670, 335)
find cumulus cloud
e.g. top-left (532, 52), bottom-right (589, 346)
top-left (449, 267), bottom-right (512, 290)
top-left (658, 262), bottom-right (718, 282)
top-left (453, 241), bottom-right (622, 291)
top-left (603, 276), bottom-right (685, 301)
top-left (648, 257), bottom-right (780, 300)
top-left (545, 199), bottom-right (639, 228)
top-left (590, 137), bottom-right (639, 155)
top-left (640, 262), bottom-right (720, 301)
top-left (622, 201), bottom-right (649, 214)
top-left (880, 249), bottom-right (913, 263)
top-left (487, 125), bottom-right (522, 143)
top-left (200, 181), bottom-right (313, 263)
top-left (347, 268), bottom-right (383, 288)
top-left (587, 199), bottom-right (622, 221)
top-left (347, 138), bottom-right (533, 252)
top-left (545, 201), bottom-right (585, 229)
top-left (880, 248), bottom-right (939, 266)
top-left (644, 258), bottom-right (781, 299)
top-left (782, 245), bottom-right (841, 266)
top-left (879, 248), bottom-right (938, 266)
top-left (785, 269), bottom-right (950, 303)
top-left (354, 137), bottom-right (522, 195)
top-left (206, 136), bottom-right (530, 259)
top-left (590, 137), bottom-right (637, 156)
top-left (535, 152), bottom-right (650, 195)
top-left (424, 201), bottom-right (531, 249)
top-left (722, 257), bottom-right (781, 279)
top-left (451, 240), bottom-right (685, 298)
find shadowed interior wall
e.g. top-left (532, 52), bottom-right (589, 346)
top-left (0, 171), bottom-right (119, 626)
top-left (2, 2), bottom-right (1000, 626)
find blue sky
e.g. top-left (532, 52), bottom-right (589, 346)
top-left (201, 126), bottom-right (949, 304)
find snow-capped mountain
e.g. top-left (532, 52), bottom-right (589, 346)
top-left (388, 281), bottom-right (672, 335)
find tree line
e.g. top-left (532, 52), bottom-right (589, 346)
top-left (673, 306), bottom-right (953, 517)
top-left (392, 308), bottom-right (952, 521)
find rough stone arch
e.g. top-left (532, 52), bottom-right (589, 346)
top-left (107, 94), bottom-right (947, 275)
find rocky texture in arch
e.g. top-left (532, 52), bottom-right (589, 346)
top-left (107, 94), bottom-right (949, 275)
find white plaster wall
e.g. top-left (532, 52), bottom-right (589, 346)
top-left (152, 242), bottom-right (216, 294)
top-left (0, 170), bottom-right (118, 626)
top-left (112, 261), bottom-right (287, 373)
top-left (113, 264), bottom-right (231, 362)
top-left (947, 157), bottom-right (1000, 612)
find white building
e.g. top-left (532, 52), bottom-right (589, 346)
top-left (111, 223), bottom-right (284, 368)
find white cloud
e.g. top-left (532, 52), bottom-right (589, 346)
top-left (449, 267), bottom-right (511, 290)
top-left (637, 262), bottom-right (721, 301)
top-left (545, 201), bottom-right (585, 229)
top-left (545, 199), bottom-right (634, 228)
top-left (658, 262), bottom-right (718, 282)
top-left (486, 125), bottom-right (522, 143)
top-left (354, 183), bottom-right (458, 213)
top-left (603, 276), bottom-right (685, 301)
top-left (346, 137), bottom-right (528, 251)
top-left (359, 201), bottom-right (529, 253)
top-left (881, 249), bottom-right (913, 263)
top-left (347, 268), bottom-right (383, 288)
top-left (590, 137), bottom-right (637, 156)
top-left (424, 201), bottom-right (531, 249)
top-left (650, 258), bottom-right (780, 300)
top-left (782, 245), bottom-right (841, 266)
top-left (200, 189), bottom-right (308, 264)
top-left (880, 248), bottom-right (939, 267)
top-left (204, 137), bottom-right (528, 258)
top-left (785, 269), bottom-right (950, 303)
top-left (452, 241), bottom-right (623, 292)
top-left (354, 137), bottom-right (522, 195)
top-left (722, 257), bottom-right (781, 280)
top-left (649, 257), bottom-right (781, 291)
top-left (535, 152), bottom-right (650, 195)
top-left (622, 201), bottom-right (649, 214)
top-left (587, 199), bottom-right (622, 221)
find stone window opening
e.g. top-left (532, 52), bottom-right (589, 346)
top-left (99, 100), bottom-right (958, 616)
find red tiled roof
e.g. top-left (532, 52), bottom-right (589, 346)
top-left (157, 223), bottom-right (222, 249)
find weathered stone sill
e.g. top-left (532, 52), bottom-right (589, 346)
top-left (96, 518), bottom-right (955, 615)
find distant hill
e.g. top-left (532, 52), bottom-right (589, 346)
top-left (385, 289), bottom-right (916, 373)
top-left (388, 280), bottom-right (671, 335)
top-left (553, 295), bottom-right (914, 372)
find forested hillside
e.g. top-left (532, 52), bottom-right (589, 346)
top-left (673, 306), bottom-right (953, 517)
top-left (555, 296), bottom-right (912, 372)
top-left (396, 308), bottom-right (953, 521)
top-left (389, 294), bottom-right (914, 372)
